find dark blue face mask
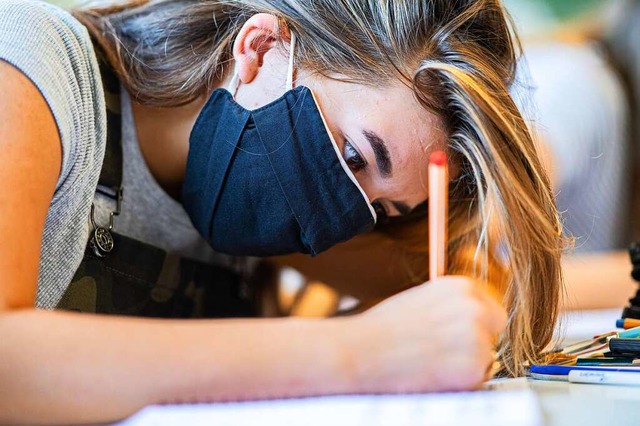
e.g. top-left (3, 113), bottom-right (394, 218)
top-left (182, 34), bottom-right (377, 256)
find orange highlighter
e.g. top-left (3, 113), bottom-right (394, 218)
top-left (429, 151), bottom-right (448, 281)
top-left (617, 318), bottom-right (640, 330)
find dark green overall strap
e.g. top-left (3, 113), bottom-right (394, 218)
top-left (57, 46), bottom-right (261, 318)
top-left (95, 48), bottom-right (123, 201)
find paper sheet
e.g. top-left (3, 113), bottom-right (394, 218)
top-left (117, 389), bottom-right (542, 426)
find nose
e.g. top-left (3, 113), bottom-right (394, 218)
top-left (354, 177), bottom-right (384, 206)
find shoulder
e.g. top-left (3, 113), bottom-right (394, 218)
top-left (0, 0), bottom-right (91, 46)
top-left (0, 0), bottom-right (107, 195)
top-left (0, 0), bottom-right (96, 73)
top-left (0, 1), bottom-right (109, 307)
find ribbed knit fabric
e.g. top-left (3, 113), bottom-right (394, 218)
top-left (0, 0), bottom-right (106, 308)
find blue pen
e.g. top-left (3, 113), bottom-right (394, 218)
top-left (530, 364), bottom-right (640, 381)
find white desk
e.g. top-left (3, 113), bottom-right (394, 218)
top-left (490, 309), bottom-right (640, 425)
top-left (488, 377), bottom-right (640, 426)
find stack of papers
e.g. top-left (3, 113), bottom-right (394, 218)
top-left (118, 389), bottom-right (542, 426)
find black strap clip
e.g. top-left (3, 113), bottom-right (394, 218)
top-left (89, 188), bottom-right (123, 257)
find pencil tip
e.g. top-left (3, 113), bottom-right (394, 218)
top-left (429, 151), bottom-right (447, 166)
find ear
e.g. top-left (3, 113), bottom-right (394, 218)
top-left (232, 13), bottom-right (290, 84)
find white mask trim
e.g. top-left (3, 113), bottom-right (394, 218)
top-left (286, 32), bottom-right (296, 90)
top-left (309, 90), bottom-right (377, 223)
top-left (228, 68), bottom-right (240, 97)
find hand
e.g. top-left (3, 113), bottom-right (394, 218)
top-left (342, 276), bottom-right (507, 393)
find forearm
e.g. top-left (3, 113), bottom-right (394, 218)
top-left (562, 251), bottom-right (637, 310)
top-left (0, 309), bottom-right (353, 425)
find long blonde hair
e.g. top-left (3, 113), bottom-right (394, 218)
top-left (74, 0), bottom-right (564, 376)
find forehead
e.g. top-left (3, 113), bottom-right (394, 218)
top-left (318, 77), bottom-right (446, 147)
top-left (347, 83), bottom-right (441, 138)
top-left (318, 77), bottom-right (448, 195)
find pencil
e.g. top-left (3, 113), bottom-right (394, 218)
top-left (429, 151), bottom-right (448, 281)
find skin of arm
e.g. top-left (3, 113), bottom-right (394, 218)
top-left (0, 280), bottom-right (505, 425)
top-left (1, 279), bottom-right (506, 425)
top-left (562, 251), bottom-right (637, 311)
top-left (0, 60), bottom-right (350, 424)
top-left (0, 60), bottom-right (61, 310)
top-left (0, 61), bottom-right (506, 425)
top-left (279, 132), bottom-right (638, 314)
top-left (0, 311), bottom-right (356, 424)
top-left (271, 224), bottom-right (425, 303)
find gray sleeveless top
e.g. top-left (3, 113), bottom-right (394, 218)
top-left (0, 0), bottom-right (223, 308)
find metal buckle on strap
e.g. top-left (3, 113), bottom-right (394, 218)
top-left (89, 188), bottom-right (123, 258)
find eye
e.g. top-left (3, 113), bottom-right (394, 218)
top-left (343, 139), bottom-right (367, 173)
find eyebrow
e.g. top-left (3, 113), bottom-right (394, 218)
top-left (362, 130), bottom-right (392, 178)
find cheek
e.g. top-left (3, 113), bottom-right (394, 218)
top-left (234, 82), bottom-right (281, 110)
top-left (394, 179), bottom-right (428, 204)
top-left (393, 152), bottom-right (429, 199)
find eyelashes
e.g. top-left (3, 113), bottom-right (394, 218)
top-left (343, 139), bottom-right (367, 173)
top-left (341, 136), bottom-right (389, 219)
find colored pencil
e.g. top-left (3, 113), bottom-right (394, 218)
top-left (429, 151), bottom-right (448, 280)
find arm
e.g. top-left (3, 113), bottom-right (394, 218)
top-left (0, 61), bottom-right (350, 423)
top-left (0, 61), bottom-right (506, 425)
top-left (535, 136), bottom-right (634, 311)
top-left (0, 60), bottom-right (61, 309)
top-left (0, 61), bottom-right (348, 423)
top-left (562, 251), bottom-right (637, 311)
top-left (0, 280), bottom-right (505, 425)
top-left (272, 216), bottom-right (429, 302)
top-left (0, 311), bottom-right (354, 424)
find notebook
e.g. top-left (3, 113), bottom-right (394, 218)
top-left (117, 389), bottom-right (542, 426)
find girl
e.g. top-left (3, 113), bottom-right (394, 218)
top-left (0, 0), bottom-right (562, 423)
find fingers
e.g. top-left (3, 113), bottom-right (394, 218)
top-left (430, 276), bottom-right (507, 381)
top-left (354, 275), bottom-right (508, 393)
top-left (448, 326), bottom-right (499, 389)
top-left (485, 350), bottom-right (501, 381)
top-left (471, 284), bottom-right (506, 381)
top-left (434, 276), bottom-right (507, 337)
top-left (474, 327), bottom-right (501, 383)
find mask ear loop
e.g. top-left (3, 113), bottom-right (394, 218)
top-left (227, 66), bottom-right (240, 98)
top-left (285, 31), bottom-right (297, 90)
